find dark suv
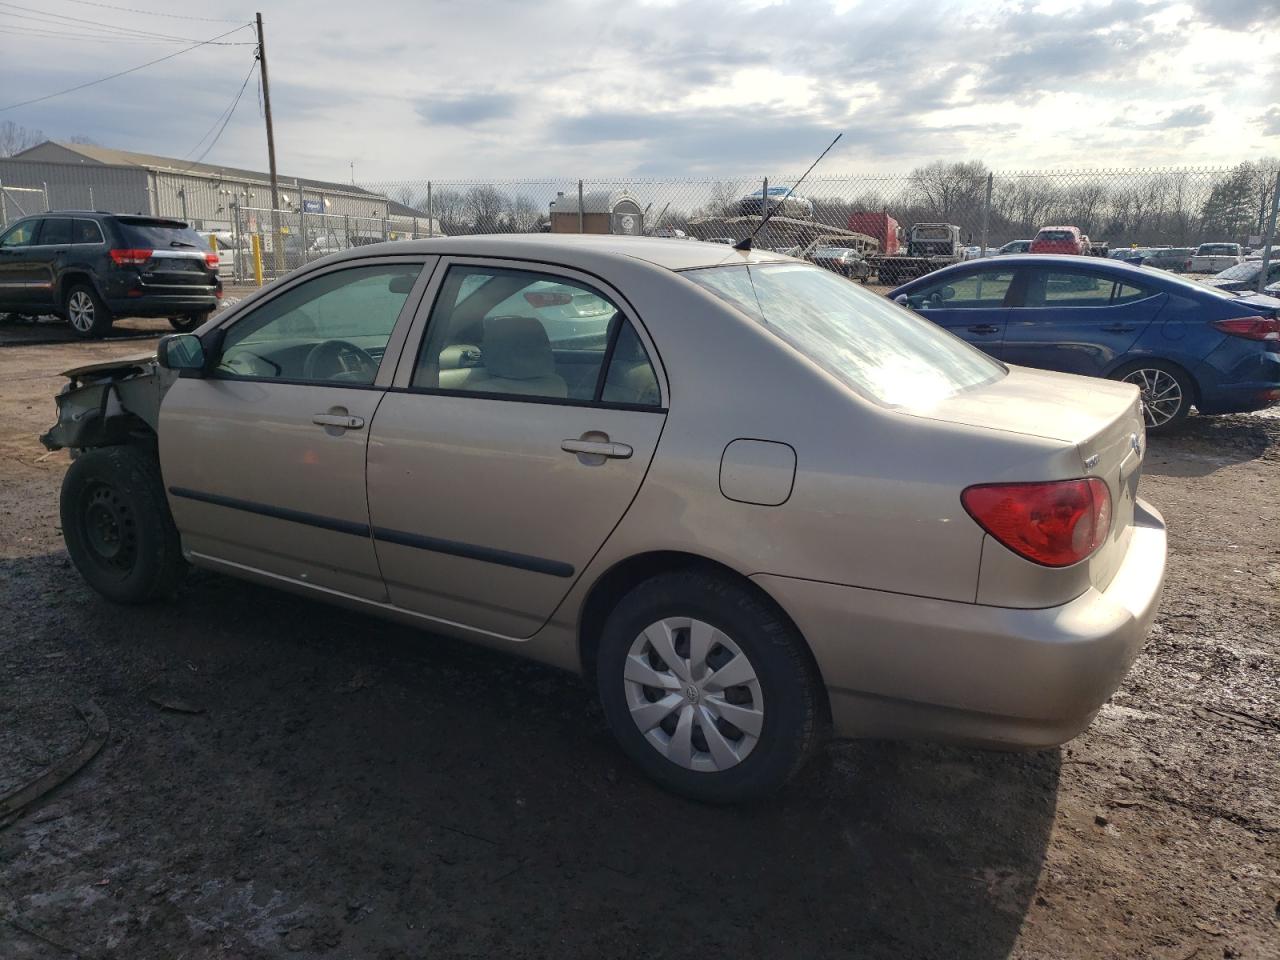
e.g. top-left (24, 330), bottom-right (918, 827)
top-left (0, 211), bottom-right (221, 338)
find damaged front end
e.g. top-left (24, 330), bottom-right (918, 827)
top-left (40, 354), bottom-right (176, 452)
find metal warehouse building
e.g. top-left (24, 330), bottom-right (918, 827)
top-left (0, 141), bottom-right (436, 245)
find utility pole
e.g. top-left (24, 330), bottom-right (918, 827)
top-left (255, 12), bottom-right (283, 273)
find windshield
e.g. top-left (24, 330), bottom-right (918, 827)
top-left (683, 262), bottom-right (1004, 407)
top-left (1197, 244), bottom-right (1237, 256)
top-left (1216, 262), bottom-right (1259, 281)
top-left (1037, 230), bottom-right (1075, 241)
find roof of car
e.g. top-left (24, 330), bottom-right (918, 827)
top-left (326, 233), bottom-right (792, 272)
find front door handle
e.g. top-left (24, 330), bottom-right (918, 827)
top-left (313, 413), bottom-right (364, 430)
top-left (1100, 324), bottom-right (1137, 333)
top-left (561, 439), bottom-right (632, 459)
top-left (967, 324), bottom-right (1000, 334)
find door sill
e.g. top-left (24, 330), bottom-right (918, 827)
top-left (186, 550), bottom-right (527, 644)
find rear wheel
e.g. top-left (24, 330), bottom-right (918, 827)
top-left (64, 283), bottom-right (113, 339)
top-left (1112, 360), bottom-right (1194, 431)
top-left (596, 569), bottom-right (824, 803)
top-left (61, 446), bottom-right (186, 603)
top-left (169, 312), bottom-right (209, 333)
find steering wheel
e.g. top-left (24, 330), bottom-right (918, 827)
top-left (302, 339), bottom-right (377, 383)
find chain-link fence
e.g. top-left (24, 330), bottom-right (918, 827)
top-left (2, 157), bottom-right (1277, 288)
top-left (362, 165), bottom-right (1280, 286)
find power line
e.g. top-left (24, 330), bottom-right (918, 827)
top-left (0, 3), bottom-right (253, 43)
top-left (182, 56), bottom-right (258, 165)
top-left (0, 23), bottom-right (255, 112)
top-left (0, 23), bottom-right (207, 42)
top-left (52, 0), bottom-right (246, 23)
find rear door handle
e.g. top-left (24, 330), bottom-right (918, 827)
top-left (561, 439), bottom-right (632, 459)
top-left (1100, 324), bottom-right (1137, 333)
top-left (312, 413), bottom-right (365, 429)
top-left (967, 324), bottom-right (1000, 334)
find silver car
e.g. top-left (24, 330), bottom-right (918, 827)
top-left (42, 235), bottom-right (1166, 802)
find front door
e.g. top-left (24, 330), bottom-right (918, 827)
top-left (159, 257), bottom-right (433, 600)
top-left (0, 219), bottom-right (51, 311)
top-left (1002, 267), bottom-right (1163, 376)
top-left (904, 266), bottom-right (1015, 359)
top-left (367, 260), bottom-right (667, 638)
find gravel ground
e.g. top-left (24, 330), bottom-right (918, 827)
top-left (0, 330), bottom-right (1277, 960)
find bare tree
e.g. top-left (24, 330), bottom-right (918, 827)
top-left (430, 188), bottom-right (466, 234)
top-left (0, 121), bottom-right (45, 157)
top-left (909, 161), bottom-right (990, 224)
top-left (507, 193), bottom-right (541, 232)
top-left (463, 184), bottom-right (508, 233)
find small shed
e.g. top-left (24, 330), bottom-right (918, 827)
top-left (550, 190), bottom-right (644, 235)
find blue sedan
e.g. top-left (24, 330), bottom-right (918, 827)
top-left (889, 255), bottom-right (1280, 429)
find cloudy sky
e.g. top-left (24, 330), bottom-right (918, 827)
top-left (1, 0), bottom-right (1277, 183)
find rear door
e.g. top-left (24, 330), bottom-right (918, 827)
top-left (0, 218), bottom-right (54, 311)
top-left (159, 257), bottom-right (434, 599)
top-left (367, 259), bottom-right (667, 638)
top-left (901, 266), bottom-right (1015, 358)
top-left (1002, 266), bottom-right (1164, 376)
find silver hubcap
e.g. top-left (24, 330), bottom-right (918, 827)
top-left (623, 617), bottom-right (764, 773)
top-left (68, 292), bottom-right (94, 332)
top-left (1122, 368), bottom-right (1183, 427)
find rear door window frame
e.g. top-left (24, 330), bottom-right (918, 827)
top-left (390, 255), bottom-right (668, 412)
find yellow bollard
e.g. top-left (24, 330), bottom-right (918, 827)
top-left (251, 234), bottom-right (264, 287)
top-left (208, 233), bottom-right (218, 256)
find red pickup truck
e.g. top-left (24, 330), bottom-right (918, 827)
top-left (1030, 225), bottom-right (1090, 255)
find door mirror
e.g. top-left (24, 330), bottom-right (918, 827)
top-left (157, 333), bottom-right (206, 373)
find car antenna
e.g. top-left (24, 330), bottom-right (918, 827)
top-left (734, 132), bottom-right (843, 252)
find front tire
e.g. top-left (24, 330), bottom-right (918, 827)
top-left (596, 569), bottom-right (824, 803)
top-left (169, 312), bottom-right (209, 333)
top-left (64, 283), bottom-right (113, 339)
top-left (1112, 360), bottom-right (1194, 432)
top-left (61, 446), bottom-right (186, 603)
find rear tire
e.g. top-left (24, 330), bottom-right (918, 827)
top-left (169, 312), bottom-right (209, 333)
top-left (64, 283), bottom-right (113, 339)
top-left (61, 446), bottom-right (186, 603)
top-left (596, 569), bottom-right (824, 803)
top-left (1111, 359), bottom-right (1194, 432)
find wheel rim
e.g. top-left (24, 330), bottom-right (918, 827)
top-left (68, 291), bottom-right (95, 332)
top-left (81, 483), bottom-right (137, 576)
top-left (623, 617), bottom-right (764, 773)
top-left (1122, 368), bottom-right (1183, 427)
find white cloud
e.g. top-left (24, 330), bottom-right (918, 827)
top-left (0, 0), bottom-right (1276, 181)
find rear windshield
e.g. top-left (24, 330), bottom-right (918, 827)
top-left (1197, 244), bottom-right (1238, 256)
top-left (116, 217), bottom-right (209, 250)
top-left (1036, 230), bottom-right (1075, 241)
top-left (684, 262), bottom-right (1004, 406)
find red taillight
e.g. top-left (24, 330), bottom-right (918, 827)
top-left (524, 291), bottom-right (573, 308)
top-left (204, 252), bottom-right (219, 268)
top-left (109, 248), bottom-right (152, 266)
top-left (962, 478), bottom-right (1111, 568)
top-left (1212, 316), bottom-right (1280, 341)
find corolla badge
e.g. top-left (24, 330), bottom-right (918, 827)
top-left (1131, 432), bottom-right (1143, 457)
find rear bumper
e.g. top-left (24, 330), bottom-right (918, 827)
top-left (104, 290), bottom-right (219, 317)
top-left (753, 499), bottom-right (1167, 749)
top-left (1198, 348), bottom-right (1280, 414)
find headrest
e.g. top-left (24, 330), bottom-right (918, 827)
top-left (482, 315), bottom-right (555, 380)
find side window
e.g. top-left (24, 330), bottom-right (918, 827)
top-left (909, 270), bottom-right (1014, 309)
top-left (1027, 270), bottom-right (1152, 308)
top-left (1111, 282), bottom-right (1152, 306)
top-left (72, 219), bottom-right (105, 244)
top-left (602, 321), bottom-right (661, 406)
top-left (216, 263), bottom-right (422, 384)
top-left (40, 218), bottom-right (73, 245)
top-left (413, 265), bottom-right (625, 402)
top-left (0, 221), bottom-right (38, 248)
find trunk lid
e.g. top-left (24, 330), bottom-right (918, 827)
top-left (903, 365), bottom-right (1146, 591)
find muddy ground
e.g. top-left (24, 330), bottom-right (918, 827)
top-left (0, 321), bottom-right (1277, 960)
